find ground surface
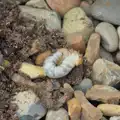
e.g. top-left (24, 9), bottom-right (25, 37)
top-left (0, 0), bottom-right (91, 119)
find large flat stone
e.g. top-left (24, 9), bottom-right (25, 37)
top-left (91, 0), bottom-right (120, 25)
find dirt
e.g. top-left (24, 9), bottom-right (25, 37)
top-left (0, 0), bottom-right (91, 119)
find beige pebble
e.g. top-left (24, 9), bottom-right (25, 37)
top-left (85, 33), bottom-right (100, 64)
top-left (97, 104), bottom-right (120, 116)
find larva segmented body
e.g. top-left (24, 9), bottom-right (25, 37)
top-left (43, 50), bottom-right (80, 78)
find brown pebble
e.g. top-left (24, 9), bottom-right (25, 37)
top-left (85, 33), bottom-right (100, 65)
top-left (66, 33), bottom-right (86, 53)
top-left (35, 50), bottom-right (52, 65)
top-left (46, 0), bottom-right (81, 16)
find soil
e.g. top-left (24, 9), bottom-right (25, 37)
top-left (0, 0), bottom-right (91, 119)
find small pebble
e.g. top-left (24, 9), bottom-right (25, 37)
top-left (35, 50), bottom-right (52, 65)
top-left (85, 33), bottom-right (100, 65)
top-left (19, 62), bottom-right (45, 79)
top-left (95, 22), bottom-right (119, 52)
top-left (74, 78), bottom-right (93, 93)
top-left (67, 98), bottom-right (81, 120)
top-left (45, 108), bottom-right (69, 120)
top-left (65, 33), bottom-right (86, 53)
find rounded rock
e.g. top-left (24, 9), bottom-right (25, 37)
top-left (63, 7), bottom-right (94, 42)
top-left (46, 0), bottom-right (81, 16)
top-left (45, 108), bottom-right (69, 120)
top-left (65, 33), bottom-right (86, 53)
top-left (74, 78), bottom-right (93, 93)
top-left (95, 22), bottom-right (119, 52)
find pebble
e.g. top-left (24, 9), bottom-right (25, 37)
top-left (46, 0), bottom-right (81, 16)
top-left (116, 51), bottom-right (120, 64)
top-left (12, 73), bottom-right (37, 88)
top-left (19, 5), bottom-right (61, 31)
top-left (63, 83), bottom-right (74, 101)
top-left (29, 39), bottom-right (41, 56)
top-left (12, 90), bottom-right (39, 117)
top-left (117, 26), bottom-right (120, 50)
top-left (64, 83), bottom-right (74, 93)
top-left (85, 33), bottom-right (100, 64)
top-left (95, 22), bottom-right (119, 52)
top-left (19, 62), bottom-right (45, 79)
top-left (92, 59), bottom-right (120, 86)
top-left (65, 33), bottom-right (86, 53)
top-left (20, 115), bottom-right (35, 120)
top-left (97, 104), bottom-right (120, 117)
top-left (110, 116), bottom-right (120, 120)
top-left (74, 91), bottom-right (103, 120)
top-left (100, 47), bottom-right (113, 62)
top-left (35, 50), bottom-right (52, 65)
top-left (67, 98), bottom-right (81, 120)
top-left (45, 108), bottom-right (69, 120)
top-left (91, 0), bottom-right (120, 25)
top-left (63, 7), bottom-right (94, 41)
top-left (80, 1), bottom-right (91, 16)
top-left (86, 85), bottom-right (120, 104)
top-left (26, 0), bottom-right (50, 10)
top-left (27, 103), bottom-right (46, 120)
top-left (74, 78), bottom-right (93, 93)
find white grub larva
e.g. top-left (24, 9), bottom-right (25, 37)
top-left (43, 49), bottom-right (82, 78)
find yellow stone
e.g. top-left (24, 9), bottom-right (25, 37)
top-left (19, 62), bottom-right (45, 79)
top-left (97, 104), bottom-right (120, 116)
top-left (67, 98), bottom-right (81, 120)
